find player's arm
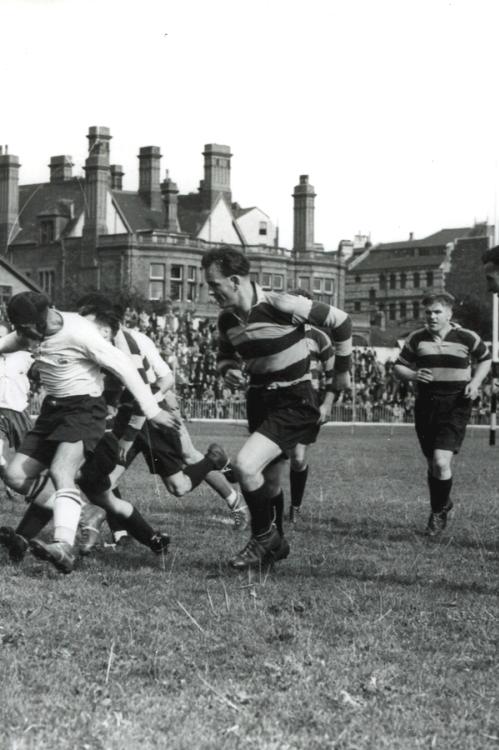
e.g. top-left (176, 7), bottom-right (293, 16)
top-left (465, 336), bottom-right (492, 399)
top-left (83, 330), bottom-right (181, 430)
top-left (217, 315), bottom-right (245, 389)
top-left (393, 337), bottom-right (433, 384)
top-left (0, 331), bottom-right (27, 354)
top-left (297, 299), bottom-right (352, 389)
top-left (315, 328), bottom-right (336, 422)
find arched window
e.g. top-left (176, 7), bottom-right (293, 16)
top-left (379, 273), bottom-right (386, 290)
top-left (389, 273), bottom-right (396, 290)
top-left (413, 271), bottom-right (420, 288)
top-left (426, 270), bottom-right (434, 286)
top-left (400, 272), bottom-right (407, 289)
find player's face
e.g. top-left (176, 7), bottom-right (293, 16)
top-left (13, 323), bottom-right (44, 341)
top-left (424, 302), bottom-right (452, 333)
top-left (483, 261), bottom-right (499, 294)
top-left (204, 265), bottom-right (239, 309)
top-left (82, 313), bottom-right (114, 342)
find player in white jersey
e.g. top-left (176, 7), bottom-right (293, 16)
top-left (0, 292), bottom-right (182, 573)
top-left (0, 323), bottom-right (33, 496)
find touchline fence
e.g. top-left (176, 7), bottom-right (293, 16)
top-left (178, 399), bottom-right (490, 426)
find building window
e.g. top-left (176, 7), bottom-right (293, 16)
top-left (250, 272), bottom-right (259, 284)
top-left (324, 279), bottom-right (334, 294)
top-left (354, 301), bottom-right (361, 311)
top-left (187, 265), bottom-right (197, 302)
top-left (400, 301), bottom-right (407, 319)
top-left (426, 270), bottom-right (434, 286)
top-left (149, 263), bottom-right (166, 300)
top-left (369, 288), bottom-right (376, 303)
top-left (298, 276), bottom-right (310, 291)
top-left (389, 303), bottom-right (396, 320)
top-left (0, 284), bottom-right (12, 304)
top-left (262, 273), bottom-right (272, 290)
top-left (273, 274), bottom-right (284, 291)
top-left (413, 271), bottom-right (420, 288)
top-left (39, 220), bottom-right (55, 244)
top-left (355, 275), bottom-right (361, 284)
top-left (389, 273), bottom-right (396, 290)
top-left (413, 300), bottom-right (420, 319)
top-left (259, 221), bottom-right (267, 237)
top-left (400, 272), bottom-right (407, 289)
top-left (39, 269), bottom-right (55, 297)
top-left (313, 277), bottom-right (323, 294)
top-left (170, 264), bottom-right (183, 301)
top-left (379, 274), bottom-right (386, 291)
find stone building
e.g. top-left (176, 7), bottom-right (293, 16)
top-left (345, 225), bottom-right (492, 339)
top-left (0, 127), bottom-right (345, 314)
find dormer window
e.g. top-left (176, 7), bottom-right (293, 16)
top-left (40, 219), bottom-right (55, 243)
top-left (259, 221), bottom-right (267, 236)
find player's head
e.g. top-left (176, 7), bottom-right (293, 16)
top-left (7, 292), bottom-right (52, 340)
top-left (77, 293), bottom-right (121, 341)
top-left (201, 247), bottom-right (251, 309)
top-left (422, 291), bottom-right (454, 332)
top-left (289, 287), bottom-right (313, 300)
top-left (482, 245), bottom-right (499, 293)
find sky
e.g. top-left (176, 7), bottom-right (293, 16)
top-left (3, 0), bottom-right (499, 250)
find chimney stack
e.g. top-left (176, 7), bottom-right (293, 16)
top-left (0, 148), bottom-right (20, 253)
top-left (200, 144), bottom-right (232, 209)
top-left (49, 155), bottom-right (73, 183)
top-left (293, 175), bottom-right (316, 253)
top-left (110, 164), bottom-right (124, 190)
top-left (161, 170), bottom-right (179, 232)
top-left (82, 126), bottom-right (111, 279)
top-left (138, 146), bottom-right (162, 211)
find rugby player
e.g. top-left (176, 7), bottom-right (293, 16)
top-left (201, 247), bottom-right (352, 570)
top-left (0, 291), bottom-right (185, 573)
top-left (394, 292), bottom-right (491, 535)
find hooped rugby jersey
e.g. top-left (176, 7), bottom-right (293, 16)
top-left (217, 284), bottom-right (352, 389)
top-left (395, 323), bottom-right (491, 393)
top-left (306, 326), bottom-right (335, 393)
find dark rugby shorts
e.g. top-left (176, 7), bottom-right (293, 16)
top-left (0, 408), bottom-right (32, 450)
top-left (246, 381), bottom-right (320, 454)
top-left (18, 394), bottom-right (107, 467)
top-left (124, 421), bottom-right (184, 478)
top-left (415, 389), bottom-right (472, 458)
top-left (77, 432), bottom-right (120, 497)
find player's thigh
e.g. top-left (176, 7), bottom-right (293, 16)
top-left (5, 452), bottom-right (47, 484)
top-left (235, 432), bottom-right (282, 478)
top-left (161, 470), bottom-right (191, 497)
top-left (263, 458), bottom-right (287, 495)
top-left (178, 424), bottom-right (203, 464)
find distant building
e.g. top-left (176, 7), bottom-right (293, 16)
top-left (345, 225), bottom-right (493, 340)
top-left (0, 128), bottom-right (345, 313)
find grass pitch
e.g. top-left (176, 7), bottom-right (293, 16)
top-left (0, 423), bottom-right (498, 750)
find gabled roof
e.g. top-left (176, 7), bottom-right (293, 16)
top-left (12, 179), bottom-right (86, 244)
top-left (177, 193), bottom-right (210, 236)
top-left (0, 255), bottom-right (42, 292)
top-left (111, 191), bottom-right (164, 232)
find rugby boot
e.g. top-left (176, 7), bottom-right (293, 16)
top-left (426, 499), bottom-right (454, 537)
top-left (228, 492), bottom-right (250, 531)
top-left (30, 539), bottom-right (75, 574)
top-left (221, 461), bottom-right (237, 484)
top-left (149, 532), bottom-right (170, 555)
top-left (79, 505), bottom-right (107, 555)
top-left (0, 526), bottom-right (29, 562)
top-left (289, 505), bottom-right (302, 524)
top-left (205, 443), bottom-right (229, 471)
top-left (229, 527), bottom-right (290, 570)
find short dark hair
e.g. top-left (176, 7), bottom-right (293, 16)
top-left (77, 294), bottom-right (121, 336)
top-left (201, 247), bottom-right (250, 277)
top-left (7, 292), bottom-right (51, 327)
top-left (422, 291), bottom-right (455, 309)
top-left (482, 245), bottom-right (499, 266)
top-left (289, 287), bottom-right (313, 300)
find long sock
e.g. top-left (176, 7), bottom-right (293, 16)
top-left (432, 477), bottom-right (452, 513)
top-left (53, 489), bottom-right (83, 546)
top-left (123, 508), bottom-right (155, 546)
top-left (183, 457), bottom-right (216, 490)
top-left (271, 490), bottom-right (284, 536)
top-left (290, 466), bottom-right (309, 508)
top-left (242, 484), bottom-right (272, 536)
top-left (16, 503), bottom-right (53, 539)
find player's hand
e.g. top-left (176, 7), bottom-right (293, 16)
top-left (318, 403), bottom-right (331, 424)
top-left (118, 440), bottom-right (134, 465)
top-left (163, 390), bottom-right (180, 411)
top-left (333, 372), bottom-right (351, 391)
top-left (150, 409), bottom-right (182, 432)
top-left (415, 368), bottom-right (433, 383)
top-left (464, 382), bottom-right (479, 400)
top-left (225, 368), bottom-right (247, 389)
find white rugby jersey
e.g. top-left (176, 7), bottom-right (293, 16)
top-left (0, 351), bottom-right (33, 412)
top-left (0, 312), bottom-right (160, 420)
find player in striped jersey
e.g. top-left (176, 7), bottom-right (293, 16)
top-left (394, 292), bottom-right (491, 536)
top-left (202, 247), bottom-right (352, 570)
top-left (286, 289), bottom-right (336, 523)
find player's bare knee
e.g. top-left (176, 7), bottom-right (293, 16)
top-left (164, 474), bottom-right (191, 497)
top-left (4, 468), bottom-right (26, 491)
